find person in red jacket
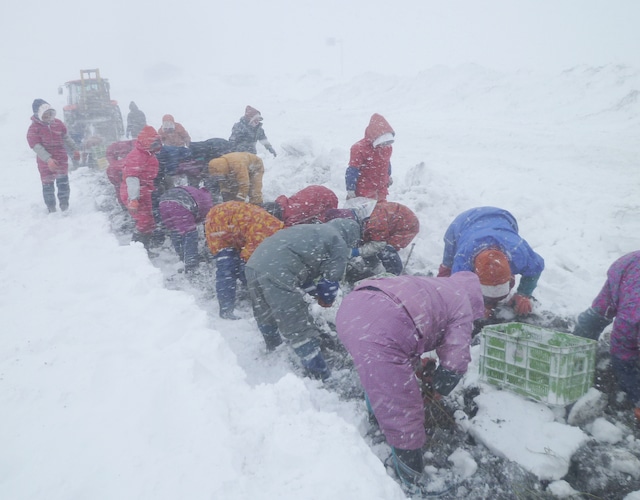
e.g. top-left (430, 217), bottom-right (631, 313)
top-left (326, 200), bottom-right (420, 281)
top-left (345, 113), bottom-right (395, 201)
top-left (105, 140), bottom-right (135, 206)
top-left (26, 99), bottom-right (80, 213)
top-left (120, 126), bottom-right (162, 247)
top-left (158, 114), bottom-right (191, 147)
top-left (262, 185), bottom-right (339, 226)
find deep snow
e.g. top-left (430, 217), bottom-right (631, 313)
top-left (2, 64), bottom-right (640, 499)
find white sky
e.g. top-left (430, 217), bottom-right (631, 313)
top-left (3, 0), bottom-right (640, 91)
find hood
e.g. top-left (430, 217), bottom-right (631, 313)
top-left (162, 114), bottom-right (175, 123)
top-left (448, 271), bottom-right (485, 321)
top-left (364, 113), bottom-right (395, 144)
top-left (326, 218), bottom-right (361, 248)
top-left (137, 125), bottom-right (161, 152)
top-left (130, 101), bottom-right (139, 111)
top-left (244, 106), bottom-right (261, 121)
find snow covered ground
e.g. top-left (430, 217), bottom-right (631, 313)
top-left (2, 64), bottom-right (640, 499)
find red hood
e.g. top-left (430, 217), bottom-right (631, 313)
top-left (137, 125), bottom-right (161, 152)
top-left (364, 113), bottom-right (394, 143)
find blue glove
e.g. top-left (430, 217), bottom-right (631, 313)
top-left (316, 279), bottom-right (339, 307)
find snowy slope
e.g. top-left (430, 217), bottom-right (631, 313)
top-left (2, 64), bottom-right (640, 499)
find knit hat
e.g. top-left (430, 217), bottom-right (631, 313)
top-left (244, 106), bottom-right (262, 124)
top-left (474, 249), bottom-right (512, 298)
top-left (32, 99), bottom-right (53, 120)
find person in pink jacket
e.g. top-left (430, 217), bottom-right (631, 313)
top-left (345, 113), bottom-right (395, 201)
top-left (120, 126), bottom-right (162, 247)
top-left (335, 272), bottom-right (484, 493)
top-left (26, 99), bottom-right (80, 212)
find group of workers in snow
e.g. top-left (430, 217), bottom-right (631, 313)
top-left (27, 100), bottom-right (639, 494)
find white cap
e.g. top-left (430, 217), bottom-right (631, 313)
top-left (372, 132), bottom-right (394, 148)
top-left (37, 103), bottom-right (53, 121)
top-left (480, 282), bottom-right (511, 299)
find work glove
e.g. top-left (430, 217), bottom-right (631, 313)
top-left (432, 365), bottom-right (463, 396)
top-left (437, 264), bottom-right (451, 277)
top-left (269, 148), bottom-right (277, 158)
top-left (316, 279), bottom-right (339, 308)
top-left (346, 190), bottom-right (356, 200)
top-left (301, 281), bottom-right (318, 297)
top-left (573, 307), bottom-right (611, 340)
top-left (73, 150), bottom-right (81, 162)
top-left (510, 293), bottom-right (533, 316)
top-left (46, 157), bottom-right (59, 170)
top-left (127, 199), bottom-right (139, 215)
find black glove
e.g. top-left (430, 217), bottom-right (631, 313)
top-left (432, 365), bottom-right (463, 396)
top-left (573, 307), bottom-right (611, 340)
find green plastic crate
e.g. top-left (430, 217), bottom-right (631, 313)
top-left (478, 322), bottom-right (597, 406)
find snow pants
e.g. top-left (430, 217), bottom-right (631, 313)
top-left (42, 175), bottom-right (70, 211)
top-left (215, 248), bottom-right (246, 315)
top-left (336, 288), bottom-right (426, 450)
top-left (244, 266), bottom-right (321, 351)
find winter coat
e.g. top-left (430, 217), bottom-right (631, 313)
top-left (335, 272), bottom-right (484, 450)
top-left (27, 115), bottom-right (72, 183)
top-left (246, 218), bottom-right (361, 286)
top-left (106, 140), bottom-right (135, 203)
top-left (364, 201), bottom-right (420, 250)
top-left (591, 251), bottom-right (640, 362)
top-left (228, 105), bottom-right (275, 155)
top-left (159, 186), bottom-right (214, 235)
top-left (126, 102), bottom-right (146, 139)
top-left (442, 206), bottom-right (545, 279)
top-left (158, 114), bottom-right (191, 147)
top-left (245, 218), bottom-right (361, 349)
top-left (120, 126), bottom-right (161, 234)
top-left (275, 185), bottom-right (339, 226)
top-left (348, 114), bottom-right (395, 201)
top-left (205, 201), bottom-right (284, 261)
top-left (208, 152), bottom-right (264, 204)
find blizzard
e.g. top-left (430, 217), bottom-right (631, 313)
top-left (2, 64), bottom-right (640, 499)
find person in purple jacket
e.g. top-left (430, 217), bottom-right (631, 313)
top-left (158, 186), bottom-right (215, 273)
top-left (573, 250), bottom-right (640, 424)
top-left (335, 272), bottom-right (484, 492)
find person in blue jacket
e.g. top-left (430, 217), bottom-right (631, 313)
top-left (437, 206), bottom-right (544, 316)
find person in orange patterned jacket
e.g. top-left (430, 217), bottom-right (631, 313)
top-left (120, 126), bottom-right (163, 248)
top-left (205, 201), bottom-right (284, 319)
top-left (158, 114), bottom-right (191, 147)
top-left (208, 152), bottom-right (265, 204)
